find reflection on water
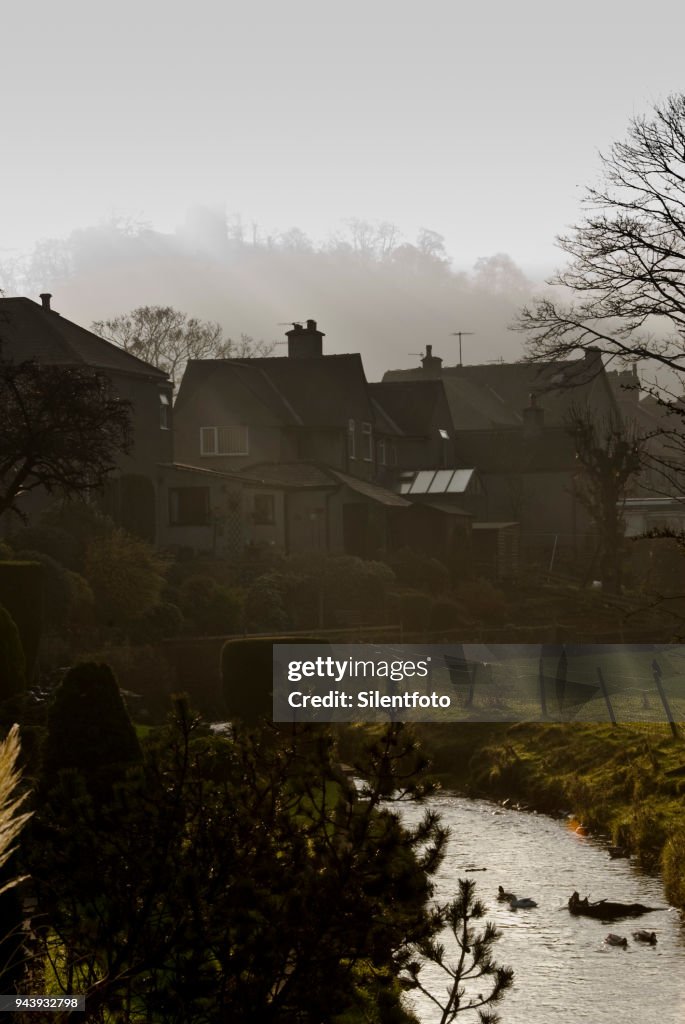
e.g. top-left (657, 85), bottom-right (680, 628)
top-left (398, 794), bottom-right (685, 1024)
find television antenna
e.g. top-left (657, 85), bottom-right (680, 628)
top-left (409, 351), bottom-right (424, 361)
top-left (450, 330), bottom-right (475, 366)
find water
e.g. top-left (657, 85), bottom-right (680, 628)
top-left (397, 793), bottom-right (685, 1024)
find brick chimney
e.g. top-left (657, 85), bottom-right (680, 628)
top-left (286, 319), bottom-right (325, 358)
top-left (39, 292), bottom-right (52, 311)
top-left (421, 344), bottom-right (443, 373)
top-left (522, 393), bottom-right (544, 435)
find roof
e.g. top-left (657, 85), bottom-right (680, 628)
top-left (472, 521), bottom-right (519, 531)
top-left (369, 379), bottom-right (449, 436)
top-left (410, 500), bottom-right (472, 517)
top-left (327, 469), bottom-right (411, 507)
top-left (238, 462), bottom-right (336, 488)
top-left (0, 297), bottom-right (169, 380)
top-left (177, 353), bottom-right (373, 429)
top-left (382, 355), bottom-right (613, 429)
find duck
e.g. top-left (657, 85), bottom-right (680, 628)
top-left (497, 886), bottom-right (515, 902)
top-left (605, 933), bottom-right (628, 947)
top-left (508, 895), bottom-right (538, 909)
top-left (632, 930), bottom-right (657, 944)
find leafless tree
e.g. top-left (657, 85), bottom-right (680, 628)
top-left (92, 306), bottom-right (275, 385)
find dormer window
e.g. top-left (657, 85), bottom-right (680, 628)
top-left (362, 422), bottom-right (373, 461)
top-left (348, 419), bottom-right (356, 459)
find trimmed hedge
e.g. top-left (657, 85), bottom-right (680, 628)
top-left (0, 561), bottom-right (43, 680)
top-left (221, 636), bottom-right (327, 725)
top-left (0, 603), bottom-right (26, 702)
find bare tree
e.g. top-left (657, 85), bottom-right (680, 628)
top-left (92, 306), bottom-right (275, 385)
top-left (566, 407), bottom-right (642, 593)
top-left (516, 94), bottom-right (685, 373)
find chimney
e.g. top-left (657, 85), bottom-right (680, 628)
top-left (584, 346), bottom-right (603, 372)
top-left (421, 344), bottom-right (443, 374)
top-left (522, 393), bottom-right (544, 435)
top-left (39, 292), bottom-right (52, 311)
top-left (286, 319), bottom-right (325, 358)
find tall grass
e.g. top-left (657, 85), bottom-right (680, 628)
top-left (0, 724), bottom-right (32, 896)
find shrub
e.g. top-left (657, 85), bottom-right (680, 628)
top-left (386, 549), bottom-right (449, 593)
top-left (41, 662), bottom-right (141, 795)
top-left (399, 591), bottom-right (432, 633)
top-left (243, 574), bottom-right (290, 633)
top-left (221, 636), bottom-right (326, 724)
top-left (0, 605), bottom-right (26, 703)
top-left (429, 598), bottom-right (464, 632)
top-left (84, 529), bottom-right (168, 628)
top-left (178, 576), bottom-right (244, 636)
top-left (453, 577), bottom-right (508, 622)
top-left (0, 561), bottom-right (43, 678)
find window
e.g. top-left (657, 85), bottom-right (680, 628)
top-left (361, 422), bottom-right (373, 461)
top-left (377, 438), bottom-right (386, 466)
top-left (347, 419), bottom-right (356, 459)
top-left (159, 392), bottom-right (171, 429)
top-left (253, 493), bottom-right (275, 525)
top-left (169, 487), bottom-right (210, 526)
top-left (200, 425), bottom-right (249, 456)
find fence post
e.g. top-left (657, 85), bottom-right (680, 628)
top-left (596, 666), bottom-right (617, 727)
top-left (651, 659), bottom-right (679, 739)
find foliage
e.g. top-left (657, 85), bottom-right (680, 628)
top-left (130, 600), bottom-right (184, 643)
top-left (0, 725), bottom-right (31, 898)
top-left (84, 527), bottom-right (168, 628)
top-left (92, 305), bottom-right (275, 384)
top-left (0, 561), bottom-right (43, 678)
top-left (221, 635), bottom-right (326, 724)
top-left (26, 707), bottom-right (448, 1022)
top-left (177, 574), bottom-right (244, 636)
top-left (0, 606), bottom-right (25, 703)
top-left (403, 877), bottom-right (514, 1023)
top-left (0, 724), bottom-right (32, 993)
top-left (387, 549), bottom-right (450, 594)
top-left (243, 572), bottom-right (290, 633)
top-left (0, 358), bottom-right (131, 521)
top-left (40, 662), bottom-right (141, 798)
top-left (452, 579), bottom-right (507, 623)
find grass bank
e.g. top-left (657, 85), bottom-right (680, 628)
top-left (412, 721), bottom-right (685, 909)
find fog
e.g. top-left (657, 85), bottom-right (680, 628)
top-left (0, 210), bottom-right (542, 380)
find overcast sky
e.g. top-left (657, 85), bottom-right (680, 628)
top-left (2, 0), bottom-right (684, 276)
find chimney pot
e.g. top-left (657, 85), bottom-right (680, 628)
top-left (306, 319), bottom-right (317, 331)
top-left (39, 292), bottom-right (52, 311)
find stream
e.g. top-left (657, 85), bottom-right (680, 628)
top-left (397, 793), bottom-right (685, 1024)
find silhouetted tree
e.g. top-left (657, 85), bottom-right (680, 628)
top-left (566, 407), bottom-right (642, 593)
top-left (0, 359), bottom-right (131, 521)
top-left (516, 93), bottom-right (685, 472)
top-left (402, 877), bottom-right (514, 1024)
top-left (27, 709), bottom-right (447, 1022)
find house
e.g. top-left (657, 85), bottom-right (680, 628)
top-left (0, 293), bottom-right (174, 541)
top-left (383, 347), bottom-right (620, 565)
top-left (172, 320), bottom-right (471, 561)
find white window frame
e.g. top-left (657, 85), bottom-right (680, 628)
top-left (200, 425), bottom-right (249, 456)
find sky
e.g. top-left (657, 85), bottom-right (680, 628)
top-left (3, 0), bottom-right (685, 279)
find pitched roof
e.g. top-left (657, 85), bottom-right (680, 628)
top-left (0, 297), bottom-right (168, 380)
top-left (368, 379), bottom-right (448, 435)
top-left (177, 353), bottom-right (373, 429)
top-left (383, 355), bottom-right (612, 429)
top-left (237, 462), bottom-right (411, 506)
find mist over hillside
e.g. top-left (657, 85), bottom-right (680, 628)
top-left (0, 209), bottom-right (543, 380)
